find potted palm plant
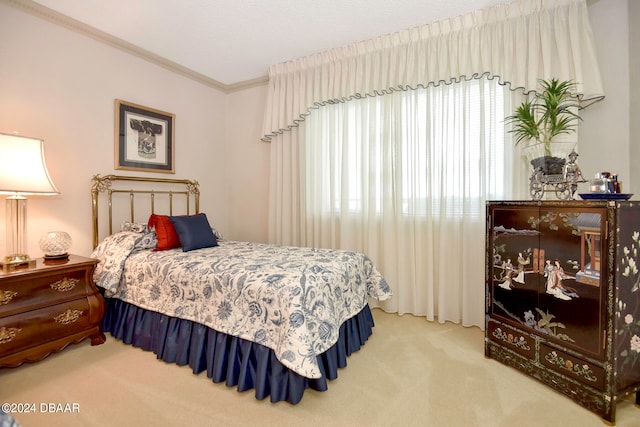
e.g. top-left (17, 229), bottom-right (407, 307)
top-left (505, 78), bottom-right (582, 175)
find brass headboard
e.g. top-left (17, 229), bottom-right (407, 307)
top-left (91, 174), bottom-right (200, 248)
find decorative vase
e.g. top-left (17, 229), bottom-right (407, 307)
top-left (530, 156), bottom-right (566, 175)
top-left (39, 231), bottom-right (72, 260)
top-left (522, 141), bottom-right (576, 174)
top-left (522, 141), bottom-right (575, 173)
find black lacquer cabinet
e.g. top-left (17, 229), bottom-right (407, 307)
top-left (485, 200), bottom-right (640, 423)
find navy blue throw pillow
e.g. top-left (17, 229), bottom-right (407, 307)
top-left (169, 213), bottom-right (218, 251)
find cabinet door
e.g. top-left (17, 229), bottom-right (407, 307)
top-left (489, 204), bottom-right (605, 358)
top-left (537, 207), bottom-right (605, 357)
top-left (489, 205), bottom-right (541, 331)
top-left (613, 204), bottom-right (640, 390)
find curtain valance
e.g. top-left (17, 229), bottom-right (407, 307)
top-left (261, 0), bottom-right (603, 141)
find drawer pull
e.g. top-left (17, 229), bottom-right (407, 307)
top-left (54, 309), bottom-right (84, 325)
top-left (0, 326), bottom-right (22, 344)
top-left (50, 278), bottom-right (79, 292)
top-left (0, 289), bottom-right (18, 305)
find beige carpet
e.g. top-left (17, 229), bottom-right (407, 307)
top-left (1, 309), bottom-right (637, 427)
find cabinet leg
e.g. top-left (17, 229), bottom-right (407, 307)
top-left (90, 332), bottom-right (106, 346)
top-left (636, 389), bottom-right (640, 407)
top-left (601, 411), bottom-right (615, 426)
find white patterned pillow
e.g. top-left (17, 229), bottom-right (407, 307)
top-left (211, 226), bottom-right (224, 240)
top-left (120, 222), bottom-right (157, 249)
top-left (120, 221), bottom-right (151, 233)
top-left (91, 231), bottom-right (153, 296)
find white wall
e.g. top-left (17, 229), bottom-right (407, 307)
top-left (630, 0), bottom-right (640, 193)
top-left (226, 85), bottom-right (270, 243)
top-left (0, 2), bottom-right (229, 257)
top-left (580, 0), bottom-right (632, 192)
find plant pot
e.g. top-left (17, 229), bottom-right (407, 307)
top-left (522, 141), bottom-right (575, 175)
top-left (530, 156), bottom-right (566, 175)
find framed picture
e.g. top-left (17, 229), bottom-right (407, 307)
top-left (114, 99), bottom-right (175, 174)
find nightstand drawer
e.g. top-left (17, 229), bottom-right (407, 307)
top-left (539, 343), bottom-right (605, 389)
top-left (0, 298), bottom-right (92, 356)
top-left (0, 269), bottom-right (88, 316)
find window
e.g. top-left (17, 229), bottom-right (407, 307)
top-left (304, 78), bottom-right (507, 218)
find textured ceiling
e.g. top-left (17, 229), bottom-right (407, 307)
top-left (28, 0), bottom-right (510, 87)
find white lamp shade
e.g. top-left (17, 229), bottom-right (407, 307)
top-left (0, 133), bottom-right (59, 195)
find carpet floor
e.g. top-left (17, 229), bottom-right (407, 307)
top-left (1, 309), bottom-right (638, 426)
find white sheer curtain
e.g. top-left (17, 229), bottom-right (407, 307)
top-left (272, 79), bottom-right (525, 327)
top-left (263, 0), bottom-right (603, 328)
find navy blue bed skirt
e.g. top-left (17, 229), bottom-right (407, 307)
top-left (102, 298), bottom-right (375, 404)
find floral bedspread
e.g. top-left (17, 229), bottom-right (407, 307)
top-left (91, 231), bottom-right (392, 378)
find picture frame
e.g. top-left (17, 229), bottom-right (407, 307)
top-left (114, 99), bottom-right (175, 174)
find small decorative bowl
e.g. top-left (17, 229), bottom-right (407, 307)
top-left (39, 231), bottom-right (72, 260)
top-left (579, 193), bottom-right (633, 200)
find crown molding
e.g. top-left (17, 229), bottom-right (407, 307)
top-left (3, 0), bottom-right (268, 93)
top-left (225, 75), bottom-right (269, 92)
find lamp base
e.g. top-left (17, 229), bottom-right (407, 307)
top-left (43, 253), bottom-right (69, 262)
top-left (1, 254), bottom-right (36, 272)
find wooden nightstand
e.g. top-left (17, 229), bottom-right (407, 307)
top-left (0, 255), bottom-right (105, 368)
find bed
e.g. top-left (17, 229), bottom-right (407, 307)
top-left (90, 174), bottom-right (392, 403)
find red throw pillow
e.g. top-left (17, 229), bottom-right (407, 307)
top-left (148, 214), bottom-right (181, 250)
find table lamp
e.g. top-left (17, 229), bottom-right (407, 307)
top-left (0, 133), bottom-right (60, 270)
